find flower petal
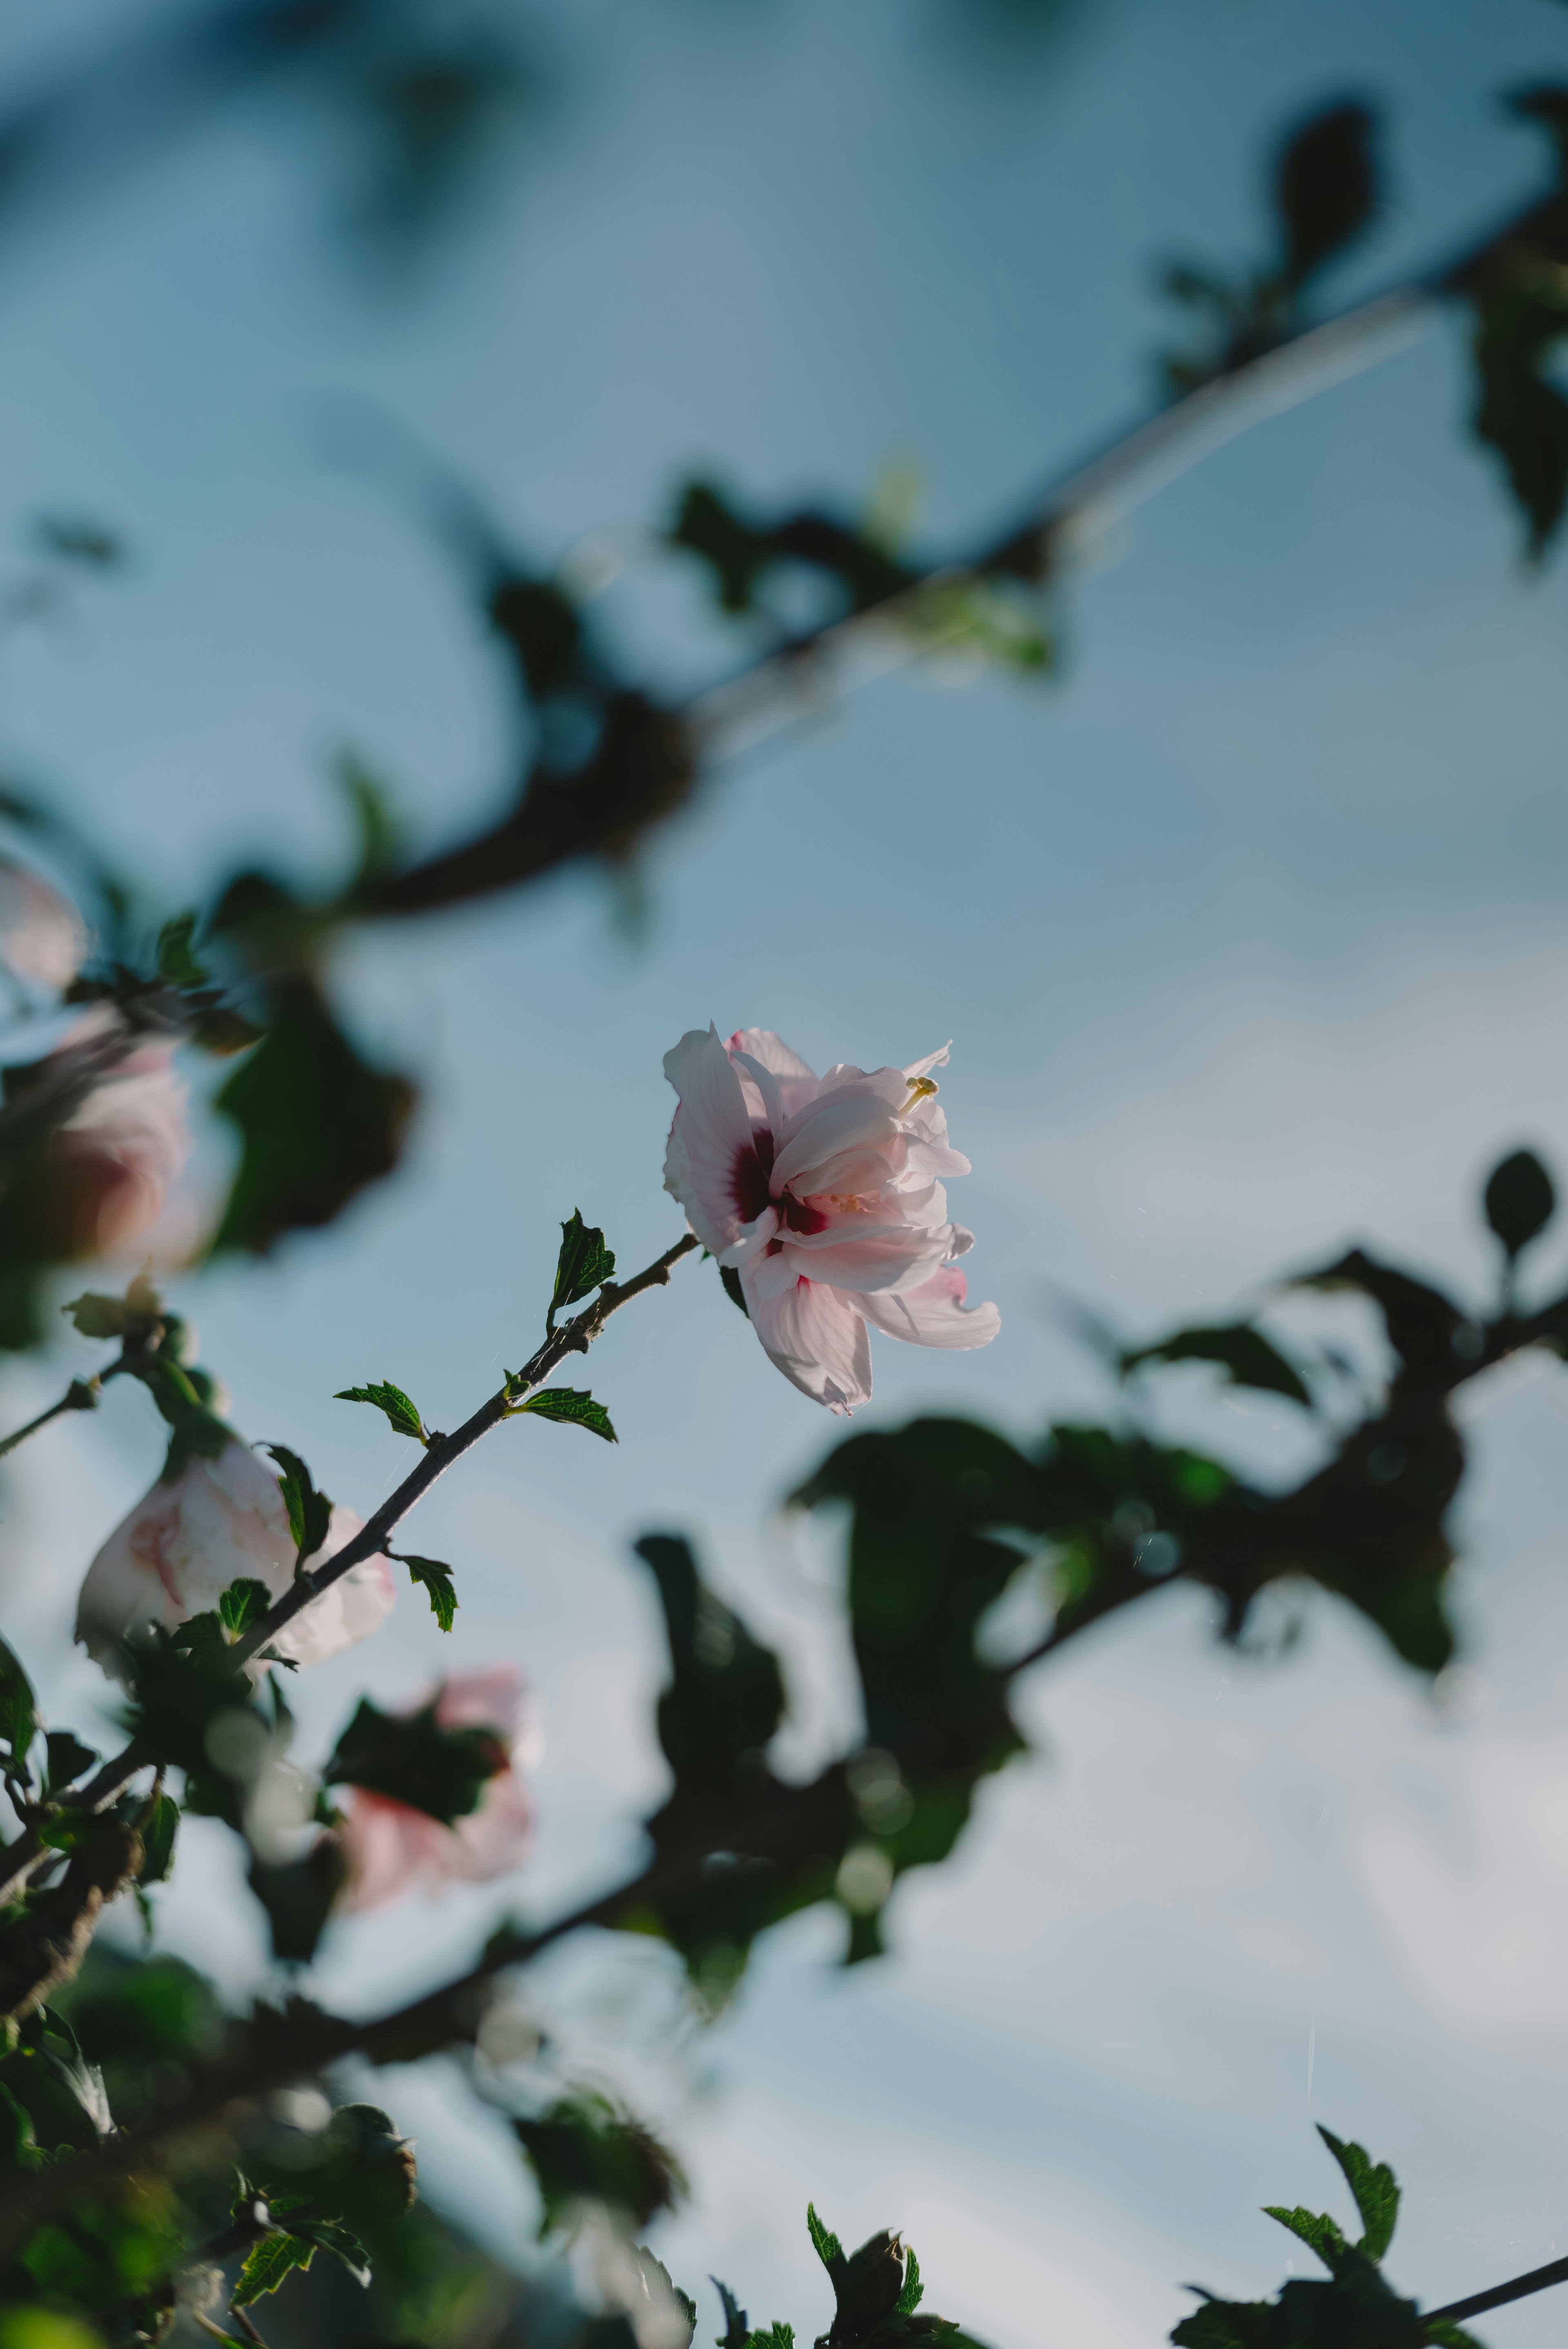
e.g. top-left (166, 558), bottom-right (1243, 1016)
top-left (746, 1276), bottom-right (872, 1413)
top-left (269, 1504), bottom-right (396, 1669)
top-left (727, 1028), bottom-right (819, 1119)
top-left (852, 1265), bottom-right (1001, 1350)
top-left (663, 1025), bottom-right (766, 1254)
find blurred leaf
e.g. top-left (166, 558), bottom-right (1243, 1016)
top-left (0, 1637), bottom-right (36, 1770)
top-left (155, 911), bottom-right (209, 991)
top-left (1122, 1322), bottom-right (1312, 1407)
top-left (1483, 1147), bottom-right (1556, 1259)
top-left (233, 2231), bottom-right (315, 2306)
top-left (298, 2216), bottom-right (371, 2284)
top-left (398, 1554), bottom-right (458, 1632)
top-left (634, 1536), bottom-right (785, 1792)
top-left (1317, 2128), bottom-right (1399, 2261)
top-left (514, 1386), bottom-right (617, 1442)
top-left (248, 1837), bottom-right (348, 1965)
top-left (134, 1793), bottom-right (178, 1889)
top-left (42, 1732), bottom-right (97, 1795)
top-left (325, 1697), bottom-right (501, 1825)
top-left (260, 1443), bottom-right (332, 1570)
top-left (336, 750), bottom-right (403, 888)
top-left (1292, 1250), bottom-right (1464, 1389)
top-left (547, 1209), bottom-right (616, 1331)
top-left (713, 2281), bottom-right (749, 2349)
top-left (513, 2089), bottom-right (686, 2237)
top-left (1274, 100), bottom-right (1379, 285)
top-left (335, 1378), bottom-right (427, 1444)
top-left (213, 980), bottom-right (415, 1255)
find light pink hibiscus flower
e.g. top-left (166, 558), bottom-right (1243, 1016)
top-left (662, 1025), bottom-right (999, 1414)
top-left (337, 1665), bottom-right (538, 1912)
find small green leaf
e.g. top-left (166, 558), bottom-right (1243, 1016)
top-left (0, 1635), bottom-right (36, 1768)
top-left (895, 2246), bottom-right (924, 2316)
top-left (219, 1578), bottom-right (273, 1639)
top-left (297, 2218), bottom-right (371, 2286)
top-left (713, 2280), bottom-right (749, 2349)
top-left (43, 1730), bottom-right (98, 1794)
top-left (1263, 2205), bottom-right (1346, 2271)
top-left (233, 2230), bottom-right (315, 2306)
top-left (515, 1387), bottom-right (617, 1443)
top-left (156, 910), bottom-right (210, 991)
top-left (261, 1443), bottom-right (333, 1569)
top-left (138, 1790), bottom-right (180, 1886)
top-left (548, 1209), bottom-right (617, 1332)
top-left (746, 2329), bottom-right (794, 2349)
top-left (1317, 2126), bottom-right (1399, 2261)
top-left (806, 2204), bottom-right (845, 2282)
top-left (334, 1380), bottom-right (427, 1445)
top-left (719, 1264), bottom-right (750, 1319)
top-left (1483, 1148), bottom-right (1556, 1260)
top-left (398, 1554), bottom-right (458, 1632)
top-left (1274, 100), bottom-right (1379, 287)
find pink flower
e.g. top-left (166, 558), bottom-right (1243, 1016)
top-left (51, 1036), bottom-right (190, 1257)
top-left (76, 1437), bottom-right (396, 1676)
top-left (0, 858), bottom-right (86, 992)
top-left (663, 1025), bottom-right (1000, 1413)
top-left (337, 1666), bottom-right (537, 1912)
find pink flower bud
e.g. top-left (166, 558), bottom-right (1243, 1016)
top-left (76, 1437), bottom-right (395, 1676)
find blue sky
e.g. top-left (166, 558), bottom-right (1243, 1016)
top-left (5, 0), bottom-right (1568, 2341)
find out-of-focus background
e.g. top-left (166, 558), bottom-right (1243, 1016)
top-left (3, 0), bottom-right (1568, 2341)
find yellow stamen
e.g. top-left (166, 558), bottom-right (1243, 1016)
top-left (900, 1075), bottom-right (939, 1116)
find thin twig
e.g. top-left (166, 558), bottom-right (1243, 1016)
top-left (1425, 2251), bottom-right (1568, 2329)
top-left (0, 1232), bottom-right (700, 1910)
top-left (0, 1375), bottom-right (101, 1461)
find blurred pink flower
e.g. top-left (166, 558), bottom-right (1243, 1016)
top-left (337, 1665), bottom-right (538, 1912)
top-left (663, 1025), bottom-right (999, 1414)
top-left (76, 1437), bottom-right (396, 1676)
top-left (0, 858), bottom-right (86, 992)
top-left (52, 1034), bottom-right (190, 1257)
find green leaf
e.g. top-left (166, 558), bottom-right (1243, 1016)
top-left (1274, 101), bottom-right (1379, 287)
top-left (895, 2246), bottom-right (924, 2316)
top-left (634, 1535), bottom-right (786, 1793)
top-left (1122, 1322), bottom-right (1312, 1408)
top-left (212, 978), bottom-right (415, 1255)
top-left (156, 911), bottom-right (209, 991)
top-left (233, 2230), bottom-right (315, 2306)
top-left (806, 2205), bottom-right (845, 2282)
top-left (325, 1697), bottom-right (503, 1825)
top-left (260, 1444), bottom-right (332, 1570)
top-left (136, 1791), bottom-right (180, 1888)
top-left (513, 2089), bottom-right (686, 2236)
top-left (334, 1380), bottom-right (427, 1445)
top-left (43, 1731), bottom-right (98, 1794)
top-left (1293, 1250), bottom-right (1463, 1388)
top-left (747, 2329), bottom-right (795, 2349)
top-left (296, 2217), bottom-right (371, 2286)
top-left (719, 1264), bottom-right (750, 1319)
top-left (399, 1554), bottom-right (458, 1632)
top-left (1483, 1148), bottom-right (1556, 1259)
top-left (335, 749), bottom-right (404, 888)
top-left (218, 1579), bottom-right (273, 1639)
top-left (515, 1386), bottom-right (617, 1442)
top-left (1316, 2127), bottom-right (1399, 2261)
top-left (0, 1636), bottom-right (36, 1769)
top-left (1263, 2206), bottom-right (1347, 2271)
top-left (548, 1209), bottom-right (616, 1332)
top-left (713, 2280), bottom-right (749, 2349)
top-left (248, 1839), bottom-right (348, 1965)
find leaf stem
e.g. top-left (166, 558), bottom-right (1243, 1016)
top-left (1425, 2251), bottom-right (1568, 2329)
top-left (0, 1375), bottom-right (102, 1462)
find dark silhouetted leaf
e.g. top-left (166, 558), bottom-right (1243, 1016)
top-left (1483, 1147), bottom-right (1556, 1259)
top-left (1123, 1322), bottom-right (1312, 1407)
top-left (213, 980), bottom-right (415, 1255)
top-left (514, 2089), bottom-right (686, 2236)
top-left (42, 1731), bottom-right (97, 1794)
top-left (155, 910), bottom-right (209, 991)
top-left (719, 1264), bottom-right (750, 1318)
top-left (1263, 2206), bottom-right (1347, 2272)
top-left (248, 1836), bottom-right (347, 1967)
top-left (136, 1792), bottom-right (179, 1888)
top-left (1293, 1251), bottom-right (1463, 1389)
top-left (0, 1635), bottom-right (36, 1768)
top-left (1274, 100), bottom-right (1379, 285)
top-left (325, 1696), bottom-right (502, 1825)
top-left (634, 1535), bottom-right (786, 1792)
top-left (335, 1378), bottom-right (427, 1444)
top-left (713, 2279), bottom-right (749, 2349)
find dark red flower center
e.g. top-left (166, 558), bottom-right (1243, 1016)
top-left (730, 1129), bottom-right (827, 1232)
